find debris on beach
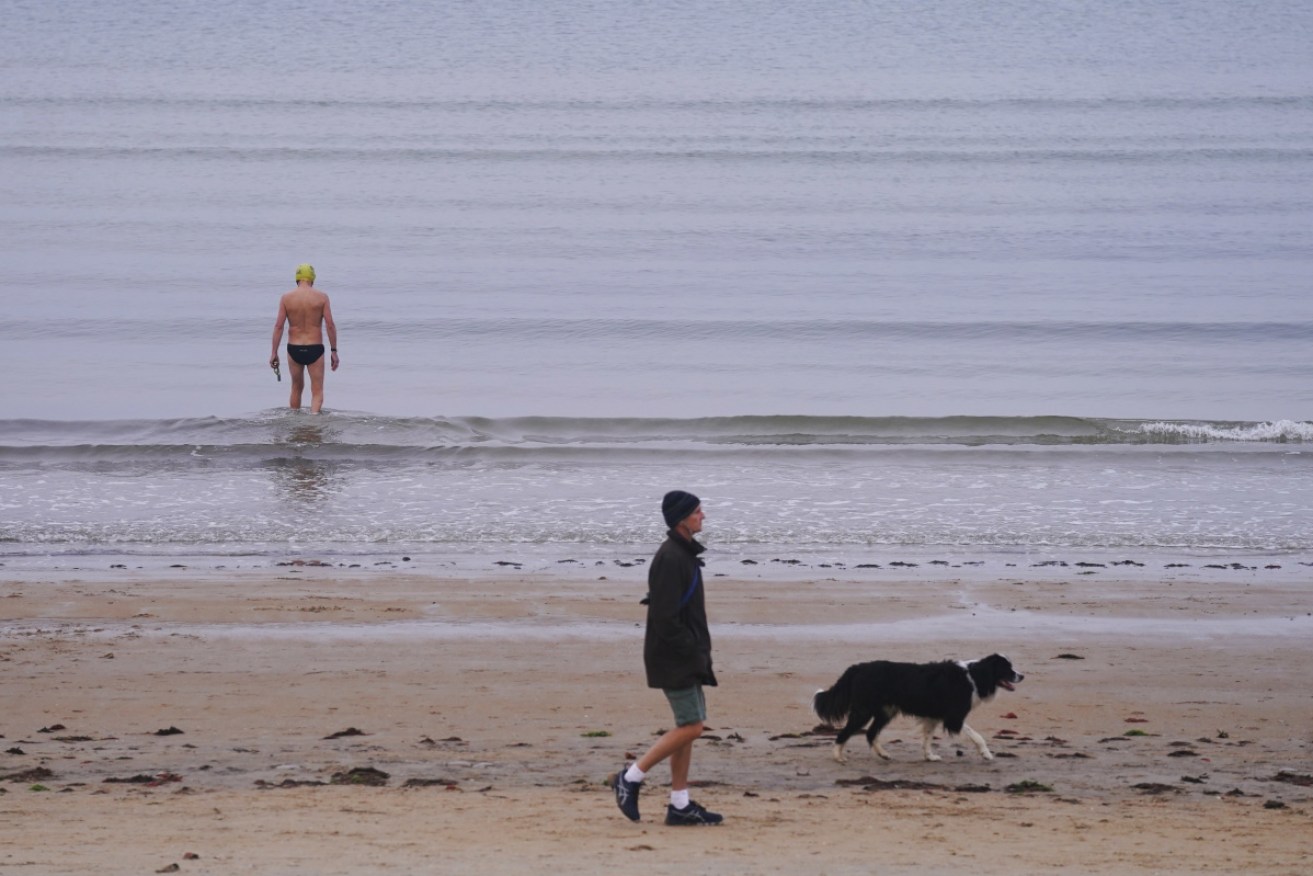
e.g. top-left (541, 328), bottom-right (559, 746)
top-left (419, 735), bottom-right (465, 747)
top-left (1269, 771), bottom-right (1313, 787)
top-left (2, 766), bottom-right (54, 783)
top-left (1005, 780), bottom-right (1054, 794)
top-left (403, 777), bottom-right (462, 789)
top-left (323, 727), bottom-right (367, 740)
top-left (154, 726), bottom-right (184, 736)
top-left (769, 724), bottom-right (836, 742)
top-left (836, 776), bottom-right (991, 793)
top-left (255, 778), bottom-right (327, 789)
top-left (1133, 782), bottom-right (1180, 795)
top-left (103, 772), bottom-right (181, 787)
top-left (330, 766), bottom-right (390, 786)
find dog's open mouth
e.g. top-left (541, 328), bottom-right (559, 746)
top-left (1000, 680), bottom-right (1016, 691)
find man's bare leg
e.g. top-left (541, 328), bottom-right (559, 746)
top-left (288, 361), bottom-right (306, 410)
top-left (306, 357), bottom-right (327, 413)
top-left (636, 721), bottom-right (703, 789)
top-left (668, 737), bottom-right (695, 792)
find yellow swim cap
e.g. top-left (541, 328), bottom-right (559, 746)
top-left (295, 263), bottom-right (316, 283)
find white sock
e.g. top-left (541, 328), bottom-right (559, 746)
top-left (670, 789), bottom-right (690, 810)
top-left (624, 764), bottom-right (646, 784)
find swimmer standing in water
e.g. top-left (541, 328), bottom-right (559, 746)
top-left (270, 264), bottom-right (339, 413)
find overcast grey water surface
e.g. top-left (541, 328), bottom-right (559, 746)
top-left (1, 1), bottom-right (1310, 569)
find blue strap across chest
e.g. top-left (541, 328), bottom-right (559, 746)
top-left (677, 567), bottom-right (702, 610)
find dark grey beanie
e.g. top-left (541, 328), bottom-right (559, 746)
top-left (662, 490), bottom-right (701, 529)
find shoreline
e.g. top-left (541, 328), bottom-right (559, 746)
top-left (3, 570), bottom-right (1311, 874)
top-left (3, 540), bottom-right (1311, 584)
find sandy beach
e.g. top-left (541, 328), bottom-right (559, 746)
top-left (2, 565), bottom-right (1311, 875)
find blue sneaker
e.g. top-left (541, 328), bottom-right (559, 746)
top-left (665, 800), bottom-right (723, 826)
top-left (612, 767), bottom-right (641, 822)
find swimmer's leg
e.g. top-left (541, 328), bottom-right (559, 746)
top-left (307, 356), bottom-right (327, 413)
top-left (288, 359), bottom-right (306, 410)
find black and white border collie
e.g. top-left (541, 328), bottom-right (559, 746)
top-left (812, 654), bottom-right (1024, 764)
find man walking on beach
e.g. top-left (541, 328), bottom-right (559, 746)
top-left (270, 264), bottom-right (339, 413)
top-left (612, 490), bottom-right (723, 826)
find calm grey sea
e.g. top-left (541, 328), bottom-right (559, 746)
top-left (1, 1), bottom-right (1310, 570)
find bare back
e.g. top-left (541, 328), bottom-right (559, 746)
top-left (278, 286), bottom-right (332, 345)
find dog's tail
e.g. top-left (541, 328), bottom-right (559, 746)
top-left (812, 665), bottom-right (860, 725)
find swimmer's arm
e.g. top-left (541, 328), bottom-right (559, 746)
top-left (270, 297), bottom-right (288, 364)
top-left (324, 295), bottom-right (340, 370)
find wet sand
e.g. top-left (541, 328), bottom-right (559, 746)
top-left (2, 568), bottom-right (1311, 875)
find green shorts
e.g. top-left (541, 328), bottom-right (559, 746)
top-left (663, 685), bottom-right (707, 726)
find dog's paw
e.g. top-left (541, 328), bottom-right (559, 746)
top-left (924, 752), bottom-right (943, 762)
top-left (981, 750), bottom-right (995, 761)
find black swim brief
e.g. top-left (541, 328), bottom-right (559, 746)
top-left (286, 343), bottom-right (325, 366)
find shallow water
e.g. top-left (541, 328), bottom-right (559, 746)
top-left (1, 1), bottom-right (1310, 568)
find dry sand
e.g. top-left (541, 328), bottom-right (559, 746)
top-left (2, 565), bottom-right (1311, 875)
